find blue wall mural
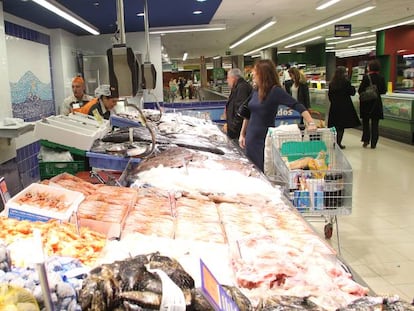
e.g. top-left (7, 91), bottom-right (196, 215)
top-left (10, 70), bottom-right (54, 121)
top-left (5, 21), bottom-right (54, 122)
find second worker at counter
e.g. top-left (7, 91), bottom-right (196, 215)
top-left (225, 68), bottom-right (253, 140)
top-left (79, 85), bottom-right (119, 120)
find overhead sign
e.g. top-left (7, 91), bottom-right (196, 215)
top-left (171, 61), bottom-right (178, 72)
top-left (334, 24), bottom-right (352, 37)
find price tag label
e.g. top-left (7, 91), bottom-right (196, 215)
top-left (200, 259), bottom-right (239, 311)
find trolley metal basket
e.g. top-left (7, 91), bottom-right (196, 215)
top-left (271, 128), bottom-right (353, 251)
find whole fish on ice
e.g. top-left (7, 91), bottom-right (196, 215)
top-left (102, 128), bottom-right (224, 155)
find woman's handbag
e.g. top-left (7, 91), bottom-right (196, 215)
top-left (359, 74), bottom-right (378, 102)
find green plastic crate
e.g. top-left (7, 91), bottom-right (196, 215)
top-left (40, 140), bottom-right (86, 157)
top-left (39, 159), bottom-right (88, 180)
top-left (281, 141), bottom-right (327, 162)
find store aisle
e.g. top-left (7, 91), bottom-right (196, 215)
top-left (310, 129), bottom-right (414, 301)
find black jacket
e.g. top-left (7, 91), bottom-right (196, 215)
top-left (328, 80), bottom-right (361, 129)
top-left (296, 82), bottom-right (311, 109)
top-left (226, 78), bottom-right (252, 139)
top-left (358, 72), bottom-right (386, 119)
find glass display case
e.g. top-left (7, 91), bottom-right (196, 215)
top-left (382, 94), bottom-right (414, 120)
top-left (395, 52), bottom-right (414, 94)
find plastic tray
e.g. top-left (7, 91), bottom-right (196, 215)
top-left (6, 183), bottom-right (85, 222)
top-left (281, 140), bottom-right (327, 161)
top-left (86, 152), bottom-right (141, 171)
top-left (34, 115), bottom-right (110, 151)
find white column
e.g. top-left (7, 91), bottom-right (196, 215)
top-left (0, 2), bottom-right (12, 119)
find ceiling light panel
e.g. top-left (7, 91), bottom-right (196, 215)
top-left (230, 17), bottom-right (277, 49)
top-left (348, 40), bottom-right (376, 48)
top-left (32, 0), bottom-right (100, 35)
top-left (371, 18), bottom-right (414, 32)
top-left (245, 1), bottom-right (375, 55)
top-left (285, 36), bottom-right (322, 48)
top-left (316, 0), bottom-right (341, 10)
top-left (149, 24), bottom-right (226, 34)
top-left (333, 34), bottom-right (376, 45)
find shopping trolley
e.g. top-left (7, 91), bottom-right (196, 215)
top-left (271, 127), bottom-right (353, 252)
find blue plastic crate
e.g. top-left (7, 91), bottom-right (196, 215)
top-left (87, 152), bottom-right (141, 171)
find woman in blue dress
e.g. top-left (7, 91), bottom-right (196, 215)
top-left (238, 60), bottom-right (316, 171)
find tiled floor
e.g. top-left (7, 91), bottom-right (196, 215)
top-left (310, 128), bottom-right (414, 302)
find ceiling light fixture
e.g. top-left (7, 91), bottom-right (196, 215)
top-left (136, 12), bottom-right (145, 17)
top-left (334, 46), bottom-right (376, 57)
top-left (348, 40), bottom-right (376, 48)
top-left (277, 50), bottom-right (291, 54)
top-left (149, 23), bottom-right (226, 34)
top-left (213, 55), bottom-right (221, 59)
top-left (332, 34), bottom-right (376, 44)
top-left (32, 0), bottom-right (100, 35)
top-left (296, 49), bottom-right (306, 53)
top-left (193, 10), bottom-right (203, 15)
top-left (244, 1), bottom-right (375, 55)
top-left (229, 17), bottom-right (277, 49)
top-left (326, 37), bottom-right (342, 41)
top-left (285, 36), bottom-right (322, 48)
top-left (316, 0), bottom-right (341, 10)
top-left (183, 52), bottom-right (188, 61)
top-left (371, 18), bottom-right (414, 32)
top-left (251, 54), bottom-right (261, 58)
top-left (351, 31), bottom-right (369, 36)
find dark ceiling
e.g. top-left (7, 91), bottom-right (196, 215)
top-left (2, 0), bottom-right (222, 36)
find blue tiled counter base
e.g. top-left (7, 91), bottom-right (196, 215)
top-left (86, 152), bottom-right (141, 171)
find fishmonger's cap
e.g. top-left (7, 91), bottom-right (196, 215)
top-left (94, 84), bottom-right (118, 98)
top-left (72, 76), bottom-right (85, 85)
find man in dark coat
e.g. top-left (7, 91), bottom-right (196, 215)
top-left (225, 68), bottom-right (252, 140)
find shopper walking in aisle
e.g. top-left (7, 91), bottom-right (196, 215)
top-left (358, 59), bottom-right (386, 149)
top-left (61, 76), bottom-right (93, 115)
top-left (238, 59), bottom-right (317, 171)
top-left (225, 68), bottom-right (253, 140)
top-left (328, 66), bottom-right (361, 149)
top-left (288, 67), bottom-right (311, 109)
top-left (169, 78), bottom-right (178, 102)
top-left (178, 77), bottom-right (186, 100)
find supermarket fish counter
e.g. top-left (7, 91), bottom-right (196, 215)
top-left (2, 111), bottom-right (414, 310)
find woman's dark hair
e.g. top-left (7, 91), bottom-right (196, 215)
top-left (329, 66), bottom-right (348, 90)
top-left (254, 59), bottom-right (281, 101)
top-left (368, 59), bottom-right (381, 72)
